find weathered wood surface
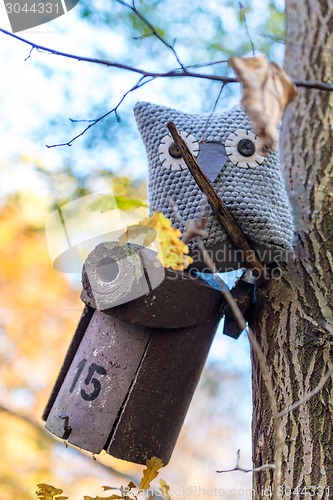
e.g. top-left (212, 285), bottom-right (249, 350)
top-left (42, 305), bottom-right (94, 421)
top-left (81, 242), bottom-right (225, 329)
top-left (81, 241), bottom-right (165, 310)
top-left (44, 308), bottom-right (221, 463)
top-left (44, 241), bottom-right (225, 464)
top-left (44, 311), bottom-right (152, 453)
top-left (108, 316), bottom-right (221, 464)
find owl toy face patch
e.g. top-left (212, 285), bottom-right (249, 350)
top-left (159, 131), bottom-right (199, 171)
top-left (134, 101), bottom-right (294, 271)
top-left (225, 129), bottom-right (265, 168)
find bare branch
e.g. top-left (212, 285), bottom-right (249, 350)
top-left (165, 128), bottom-right (285, 485)
top-left (196, 236), bottom-right (281, 494)
top-left (46, 75), bottom-right (152, 147)
top-left (239, 2), bottom-right (255, 56)
top-left (0, 401), bottom-right (137, 483)
top-left (0, 27), bottom-right (238, 82)
top-left (1, 27), bottom-right (332, 92)
top-left (165, 125), bottom-right (283, 497)
top-left (277, 363), bottom-right (333, 418)
top-left (1, 26), bottom-right (333, 147)
top-left (116, 0), bottom-right (186, 70)
top-left (211, 82), bottom-right (226, 113)
top-left (192, 237), bottom-right (280, 491)
top-left (24, 46), bottom-right (34, 61)
top-left (217, 449), bottom-right (275, 474)
top-left (183, 59), bottom-right (229, 70)
top-left (293, 80), bottom-right (333, 91)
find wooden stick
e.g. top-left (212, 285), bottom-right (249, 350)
top-left (167, 121), bottom-right (268, 278)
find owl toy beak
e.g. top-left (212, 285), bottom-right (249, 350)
top-left (196, 142), bottom-right (228, 182)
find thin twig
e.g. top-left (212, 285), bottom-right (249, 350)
top-left (0, 26), bottom-right (237, 82)
top-left (197, 237), bottom-right (281, 498)
top-left (24, 46), bottom-right (34, 61)
top-left (211, 82), bottom-right (226, 113)
top-left (194, 234), bottom-right (280, 493)
top-left (277, 363), bottom-right (333, 418)
top-left (0, 401), bottom-right (137, 483)
top-left (166, 131), bottom-right (333, 497)
top-left (166, 121), bottom-right (268, 279)
top-left (0, 27), bottom-right (332, 92)
top-left (166, 125), bottom-right (282, 497)
top-left (201, 82), bottom-right (226, 142)
top-left (217, 449), bottom-right (275, 473)
top-left (116, 0), bottom-right (185, 70)
top-left (1, 27), bottom-right (333, 147)
top-left (239, 2), bottom-right (255, 56)
top-left (293, 80), bottom-right (333, 91)
top-left (46, 75), bottom-right (152, 147)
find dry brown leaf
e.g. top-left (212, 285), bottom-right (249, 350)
top-left (182, 218), bottom-right (208, 244)
top-left (229, 54), bottom-right (298, 154)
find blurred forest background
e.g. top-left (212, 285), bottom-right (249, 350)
top-left (0, 1), bottom-right (285, 498)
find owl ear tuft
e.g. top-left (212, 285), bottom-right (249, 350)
top-left (133, 101), bottom-right (150, 118)
top-left (134, 101), bottom-right (172, 136)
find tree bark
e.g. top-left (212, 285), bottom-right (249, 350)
top-left (251, 1), bottom-right (333, 498)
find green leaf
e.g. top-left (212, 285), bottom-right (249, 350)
top-left (89, 195), bottom-right (147, 213)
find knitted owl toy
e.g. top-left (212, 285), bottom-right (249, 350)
top-left (134, 102), bottom-right (294, 272)
top-left (44, 101), bottom-right (297, 465)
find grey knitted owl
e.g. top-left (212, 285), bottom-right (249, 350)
top-left (134, 101), bottom-right (294, 272)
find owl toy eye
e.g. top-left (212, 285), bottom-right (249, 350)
top-left (225, 129), bottom-right (265, 168)
top-left (159, 131), bottom-right (199, 171)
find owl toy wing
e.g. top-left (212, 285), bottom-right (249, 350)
top-left (134, 101), bottom-right (294, 272)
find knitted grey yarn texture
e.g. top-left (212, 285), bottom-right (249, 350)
top-left (134, 101), bottom-right (294, 264)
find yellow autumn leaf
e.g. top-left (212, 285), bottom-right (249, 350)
top-left (118, 224), bottom-right (156, 247)
top-left (84, 486), bottom-right (129, 500)
top-left (139, 456), bottom-right (164, 491)
top-left (83, 495), bottom-right (123, 500)
top-left (119, 212), bottom-right (193, 271)
top-left (36, 484), bottom-right (68, 500)
top-left (159, 479), bottom-right (171, 499)
top-left (145, 212), bottom-right (193, 271)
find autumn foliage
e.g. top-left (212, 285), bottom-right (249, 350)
top-left (229, 55), bottom-right (298, 153)
top-left (36, 457), bottom-right (168, 500)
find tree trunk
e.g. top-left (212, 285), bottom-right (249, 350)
top-left (251, 1), bottom-right (333, 498)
